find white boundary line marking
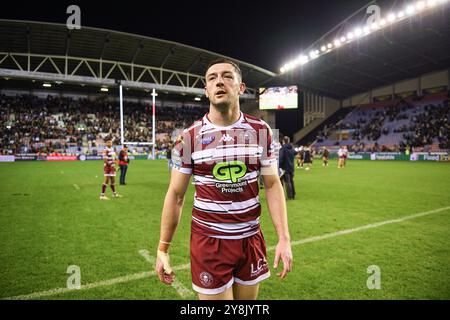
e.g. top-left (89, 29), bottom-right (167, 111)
top-left (3, 206), bottom-right (449, 300)
top-left (139, 250), bottom-right (194, 299)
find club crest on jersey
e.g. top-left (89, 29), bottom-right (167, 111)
top-left (199, 272), bottom-right (213, 287)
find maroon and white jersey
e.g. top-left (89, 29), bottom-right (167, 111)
top-left (103, 147), bottom-right (116, 166)
top-left (173, 112), bottom-right (277, 240)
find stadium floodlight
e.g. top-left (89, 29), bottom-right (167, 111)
top-left (194, 97), bottom-right (201, 101)
top-left (309, 50), bottom-right (318, 60)
top-left (354, 27), bottom-right (363, 37)
top-left (299, 55), bottom-right (309, 65)
top-left (387, 13), bottom-right (397, 22)
top-left (406, 5), bottom-right (417, 15)
top-left (43, 83), bottom-right (52, 88)
top-left (278, 0), bottom-right (450, 74)
top-left (100, 87), bottom-right (109, 92)
top-left (416, 1), bottom-right (426, 10)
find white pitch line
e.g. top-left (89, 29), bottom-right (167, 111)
top-left (139, 249), bottom-right (194, 299)
top-left (73, 184), bottom-right (80, 190)
top-left (3, 206), bottom-right (449, 300)
top-left (267, 205), bottom-right (450, 251)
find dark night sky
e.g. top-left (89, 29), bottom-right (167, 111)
top-left (2, 0), bottom-right (374, 72)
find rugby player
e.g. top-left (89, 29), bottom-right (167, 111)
top-left (100, 139), bottom-right (122, 200)
top-left (155, 59), bottom-right (293, 300)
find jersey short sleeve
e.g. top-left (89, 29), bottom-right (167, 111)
top-left (172, 130), bottom-right (193, 175)
top-left (260, 121), bottom-right (278, 168)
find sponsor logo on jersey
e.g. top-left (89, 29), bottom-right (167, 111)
top-left (201, 136), bottom-right (216, 145)
top-left (213, 161), bottom-right (247, 183)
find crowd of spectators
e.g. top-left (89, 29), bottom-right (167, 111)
top-left (401, 99), bottom-right (450, 150)
top-left (314, 93), bottom-right (450, 152)
top-left (0, 94), bottom-right (208, 154)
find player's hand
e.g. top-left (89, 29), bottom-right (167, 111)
top-left (156, 250), bottom-right (175, 285)
top-left (273, 239), bottom-right (293, 279)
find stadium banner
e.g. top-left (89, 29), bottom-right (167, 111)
top-left (348, 153), bottom-right (370, 160)
top-left (370, 153), bottom-right (410, 161)
top-left (47, 155), bottom-right (77, 161)
top-left (14, 154), bottom-right (38, 161)
top-left (0, 155), bottom-right (15, 162)
top-left (78, 155), bottom-right (103, 161)
top-left (411, 152), bottom-right (449, 162)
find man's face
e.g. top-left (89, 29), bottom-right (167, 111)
top-left (106, 140), bottom-right (112, 148)
top-left (204, 63), bottom-right (246, 109)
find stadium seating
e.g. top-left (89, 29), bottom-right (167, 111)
top-left (0, 94), bottom-right (208, 154)
top-left (313, 92), bottom-right (450, 152)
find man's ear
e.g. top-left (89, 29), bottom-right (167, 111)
top-left (239, 82), bottom-right (246, 95)
top-left (204, 87), bottom-right (209, 99)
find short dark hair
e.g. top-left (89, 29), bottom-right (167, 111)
top-left (283, 136), bottom-right (290, 144)
top-left (206, 58), bottom-right (242, 81)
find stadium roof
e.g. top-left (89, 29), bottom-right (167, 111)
top-left (268, 1), bottom-right (450, 99)
top-left (0, 19), bottom-right (276, 97)
top-left (1, 2), bottom-right (449, 102)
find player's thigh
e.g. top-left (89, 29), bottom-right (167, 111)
top-left (104, 176), bottom-right (109, 184)
top-left (232, 283), bottom-right (260, 300)
top-left (198, 286), bottom-right (233, 300)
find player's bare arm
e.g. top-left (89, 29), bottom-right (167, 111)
top-left (262, 164), bottom-right (293, 279)
top-left (156, 169), bottom-right (191, 285)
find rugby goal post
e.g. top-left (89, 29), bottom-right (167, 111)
top-left (119, 84), bottom-right (156, 159)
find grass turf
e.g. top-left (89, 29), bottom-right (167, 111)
top-left (0, 159), bottom-right (449, 300)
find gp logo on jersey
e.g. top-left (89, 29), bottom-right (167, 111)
top-left (213, 161), bottom-right (247, 183)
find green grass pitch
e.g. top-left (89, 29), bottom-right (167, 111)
top-left (0, 159), bottom-right (449, 300)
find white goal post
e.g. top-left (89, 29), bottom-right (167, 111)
top-left (119, 84), bottom-right (156, 159)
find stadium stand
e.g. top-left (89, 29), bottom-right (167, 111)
top-left (313, 92), bottom-right (450, 153)
top-left (0, 93), bottom-right (208, 155)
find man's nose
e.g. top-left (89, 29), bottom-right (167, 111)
top-left (215, 75), bottom-right (225, 85)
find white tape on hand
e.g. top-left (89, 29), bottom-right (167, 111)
top-left (157, 250), bottom-right (173, 274)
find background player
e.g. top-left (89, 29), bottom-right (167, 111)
top-left (322, 147), bottom-right (329, 167)
top-left (337, 145), bottom-right (345, 169)
top-left (302, 146), bottom-right (312, 171)
top-left (100, 139), bottom-right (122, 200)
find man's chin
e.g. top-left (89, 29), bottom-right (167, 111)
top-left (212, 100), bottom-right (231, 110)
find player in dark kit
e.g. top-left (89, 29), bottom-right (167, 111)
top-left (118, 145), bottom-right (130, 185)
top-left (302, 146), bottom-right (312, 171)
top-left (155, 59), bottom-right (292, 300)
top-left (322, 147), bottom-right (329, 167)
